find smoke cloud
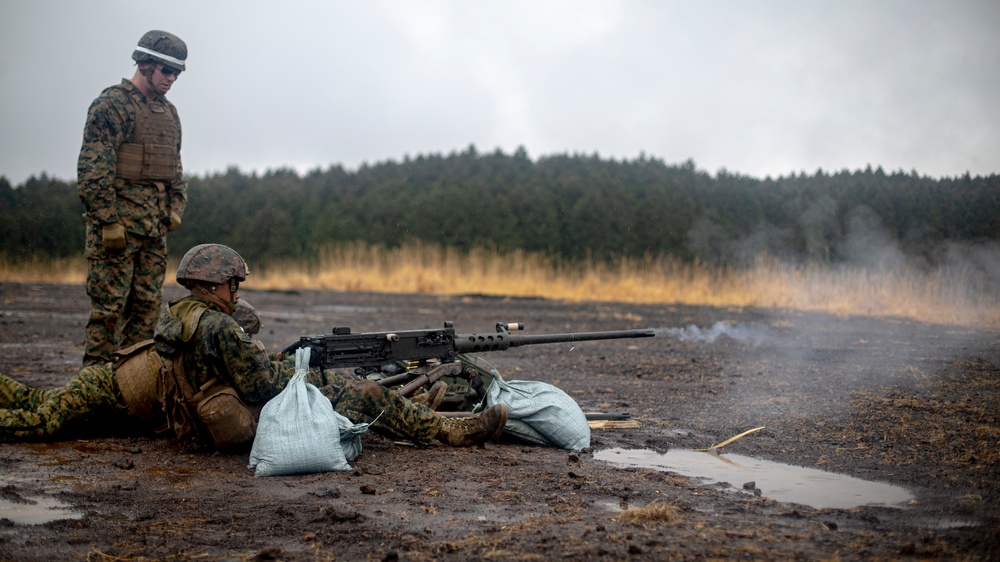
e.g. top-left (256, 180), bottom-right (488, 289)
top-left (660, 322), bottom-right (770, 346)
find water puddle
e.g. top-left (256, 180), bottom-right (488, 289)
top-left (595, 448), bottom-right (915, 510)
top-left (0, 496), bottom-right (82, 525)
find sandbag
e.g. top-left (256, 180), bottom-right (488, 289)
top-left (483, 374), bottom-right (591, 451)
top-left (249, 348), bottom-right (367, 476)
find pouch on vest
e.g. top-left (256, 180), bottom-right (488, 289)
top-left (191, 379), bottom-right (257, 450)
top-left (116, 143), bottom-right (176, 181)
top-left (113, 339), bottom-right (163, 422)
top-left (158, 356), bottom-right (257, 451)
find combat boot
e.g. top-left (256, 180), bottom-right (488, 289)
top-left (435, 404), bottom-right (508, 447)
top-left (410, 381), bottom-right (448, 411)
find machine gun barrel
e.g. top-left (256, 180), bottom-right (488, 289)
top-left (453, 327), bottom-right (656, 353)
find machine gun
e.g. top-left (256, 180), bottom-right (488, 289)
top-left (292, 321), bottom-right (656, 401)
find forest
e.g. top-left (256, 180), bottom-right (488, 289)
top-left (2, 146), bottom-right (998, 269)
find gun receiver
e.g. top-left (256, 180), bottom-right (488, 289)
top-left (297, 321), bottom-right (656, 371)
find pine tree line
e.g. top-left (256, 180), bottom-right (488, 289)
top-left (2, 146), bottom-right (998, 268)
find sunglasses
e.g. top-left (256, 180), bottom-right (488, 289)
top-left (159, 65), bottom-right (181, 77)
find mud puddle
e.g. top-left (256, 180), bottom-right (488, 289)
top-left (0, 491), bottom-right (81, 525)
top-left (595, 447), bottom-right (915, 510)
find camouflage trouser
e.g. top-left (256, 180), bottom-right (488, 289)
top-left (0, 373), bottom-right (54, 411)
top-left (0, 366), bottom-right (130, 442)
top-left (84, 226), bottom-right (168, 367)
top-left (318, 378), bottom-right (443, 444)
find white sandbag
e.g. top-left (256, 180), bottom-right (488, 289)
top-left (501, 418), bottom-right (552, 445)
top-left (484, 375), bottom-right (591, 451)
top-left (249, 348), bottom-right (364, 476)
top-left (337, 409), bottom-right (369, 463)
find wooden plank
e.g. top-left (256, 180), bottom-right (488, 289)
top-left (588, 420), bottom-right (641, 429)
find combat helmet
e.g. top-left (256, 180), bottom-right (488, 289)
top-left (132, 30), bottom-right (187, 72)
top-left (176, 244), bottom-right (249, 288)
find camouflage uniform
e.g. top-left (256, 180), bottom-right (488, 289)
top-left (78, 78), bottom-right (187, 366)
top-left (0, 296), bottom-right (443, 445)
top-left (0, 368), bottom-right (130, 442)
top-left (154, 296), bottom-right (444, 444)
top-left (0, 298), bottom-right (251, 443)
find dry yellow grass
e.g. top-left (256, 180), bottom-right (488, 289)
top-left (618, 500), bottom-right (682, 525)
top-left (0, 256), bottom-right (88, 283)
top-left (2, 241), bottom-right (997, 328)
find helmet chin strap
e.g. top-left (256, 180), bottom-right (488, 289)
top-left (196, 285), bottom-right (236, 315)
top-left (136, 63), bottom-right (162, 98)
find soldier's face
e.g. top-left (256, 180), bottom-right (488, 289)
top-left (150, 64), bottom-right (179, 96)
top-left (221, 278), bottom-right (240, 304)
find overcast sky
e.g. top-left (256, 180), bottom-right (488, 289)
top-left (1, 0), bottom-right (998, 187)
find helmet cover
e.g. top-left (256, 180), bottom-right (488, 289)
top-left (132, 30), bottom-right (187, 71)
top-left (176, 244), bottom-right (249, 287)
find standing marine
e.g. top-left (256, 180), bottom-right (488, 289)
top-left (77, 30), bottom-right (189, 367)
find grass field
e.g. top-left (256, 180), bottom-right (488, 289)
top-left (2, 241), bottom-right (997, 328)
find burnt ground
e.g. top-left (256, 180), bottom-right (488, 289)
top-left (0, 281), bottom-right (998, 561)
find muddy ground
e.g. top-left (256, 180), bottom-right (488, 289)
top-left (0, 281), bottom-right (998, 561)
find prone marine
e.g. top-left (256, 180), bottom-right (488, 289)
top-left (0, 244), bottom-right (507, 449)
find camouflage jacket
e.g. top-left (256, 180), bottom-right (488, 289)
top-left (77, 79), bottom-right (187, 237)
top-left (153, 296), bottom-right (296, 406)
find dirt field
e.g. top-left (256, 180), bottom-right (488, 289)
top-left (1, 281), bottom-right (998, 561)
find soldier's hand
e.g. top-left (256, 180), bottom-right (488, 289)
top-left (167, 211), bottom-right (182, 232)
top-left (280, 341), bottom-right (305, 357)
top-left (274, 341), bottom-right (300, 362)
top-left (279, 341), bottom-right (324, 367)
top-left (102, 223), bottom-right (127, 252)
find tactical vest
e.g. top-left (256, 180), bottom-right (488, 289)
top-left (114, 322), bottom-right (259, 449)
top-left (114, 85), bottom-right (180, 182)
top-left (154, 302), bottom-right (259, 450)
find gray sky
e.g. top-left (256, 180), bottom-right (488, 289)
top-left (2, 0), bottom-right (998, 186)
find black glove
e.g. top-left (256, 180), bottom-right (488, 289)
top-left (280, 340), bottom-right (305, 356)
top-left (280, 340), bottom-right (324, 367)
